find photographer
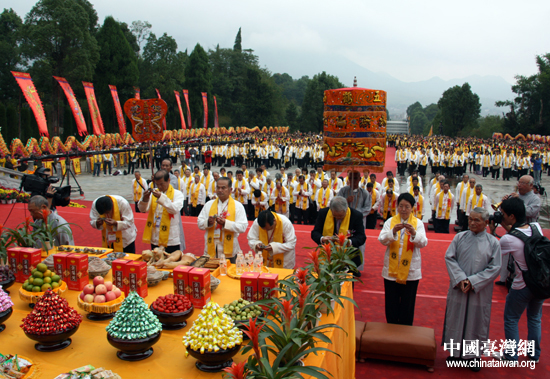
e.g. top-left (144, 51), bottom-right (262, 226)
top-left (24, 167), bottom-right (70, 210)
top-left (503, 175), bottom-right (541, 223)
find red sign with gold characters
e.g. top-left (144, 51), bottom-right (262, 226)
top-left (123, 98), bottom-right (168, 143)
top-left (323, 87), bottom-right (387, 173)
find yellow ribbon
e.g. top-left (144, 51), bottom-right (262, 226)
top-left (388, 214), bottom-right (418, 284)
top-left (143, 185), bottom-right (175, 247)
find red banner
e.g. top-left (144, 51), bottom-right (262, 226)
top-left (54, 76), bottom-right (87, 136)
top-left (108, 85), bottom-right (127, 135)
top-left (134, 87), bottom-right (140, 100)
top-left (201, 92), bottom-right (208, 129)
top-left (124, 98), bottom-right (167, 143)
top-left (82, 82), bottom-right (105, 135)
top-left (11, 71), bottom-right (49, 137)
top-left (155, 89), bottom-right (167, 130)
top-left (174, 91), bottom-right (187, 129)
top-left (182, 89), bottom-right (191, 128)
top-left (214, 96), bottom-right (219, 128)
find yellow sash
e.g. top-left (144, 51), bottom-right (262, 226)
top-left (322, 208), bottom-right (351, 238)
top-left (470, 193), bottom-right (483, 209)
top-left (274, 187), bottom-right (287, 214)
top-left (133, 179), bottom-right (143, 202)
top-left (190, 182), bottom-right (201, 207)
top-left (329, 178), bottom-right (339, 191)
top-left (296, 182), bottom-right (309, 210)
top-left (101, 196), bottom-right (123, 252)
top-left (263, 182), bottom-right (275, 206)
top-left (143, 185), bottom-right (175, 247)
top-left (317, 188), bottom-right (330, 209)
top-left (254, 192), bottom-right (267, 217)
top-left (383, 194), bottom-right (396, 217)
top-left (388, 214), bottom-right (418, 284)
top-left (436, 192), bottom-right (453, 219)
top-left (369, 190), bottom-right (377, 214)
top-left (236, 179), bottom-right (247, 203)
top-left (414, 195), bottom-right (423, 219)
top-left (259, 212), bottom-right (284, 268)
top-left (202, 174), bottom-right (212, 191)
top-left (207, 197), bottom-right (236, 258)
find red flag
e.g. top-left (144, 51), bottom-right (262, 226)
top-left (11, 71), bottom-right (49, 137)
top-left (174, 91), bottom-right (187, 129)
top-left (155, 89), bottom-right (167, 130)
top-left (182, 89), bottom-right (191, 128)
top-left (134, 87), bottom-right (141, 99)
top-left (108, 85), bottom-right (127, 135)
top-left (124, 98), bottom-right (167, 143)
top-left (82, 82), bottom-right (105, 135)
top-left (53, 76), bottom-right (87, 136)
top-left (201, 92), bottom-right (208, 129)
top-left (214, 96), bottom-right (219, 128)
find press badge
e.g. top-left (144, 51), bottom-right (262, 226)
top-left (155, 215), bottom-right (161, 227)
top-left (213, 227), bottom-right (221, 239)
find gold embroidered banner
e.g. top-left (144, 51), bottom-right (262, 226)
top-left (11, 72), bottom-right (49, 137)
top-left (124, 98), bottom-right (168, 143)
top-left (82, 82), bottom-right (105, 135)
top-left (54, 76), bottom-right (87, 136)
top-left (174, 91), bottom-right (187, 129)
top-left (71, 158), bottom-right (81, 175)
top-left (323, 87), bottom-right (387, 173)
top-left (109, 85), bottom-right (127, 135)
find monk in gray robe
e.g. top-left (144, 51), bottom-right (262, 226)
top-left (442, 207), bottom-right (501, 371)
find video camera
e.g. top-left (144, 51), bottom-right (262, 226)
top-left (21, 169), bottom-right (72, 203)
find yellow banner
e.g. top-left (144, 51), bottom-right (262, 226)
top-left (71, 158), bottom-right (81, 175)
top-left (42, 160), bottom-right (53, 172)
top-left (60, 160), bottom-right (66, 176)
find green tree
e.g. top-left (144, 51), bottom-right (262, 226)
top-left (0, 103), bottom-right (6, 133)
top-left (184, 43), bottom-right (211, 128)
top-left (21, 0), bottom-right (100, 136)
top-left (406, 101), bottom-right (423, 118)
top-left (119, 21), bottom-right (139, 56)
top-left (423, 103), bottom-right (439, 122)
top-left (5, 104), bottom-right (18, 143)
top-left (286, 101), bottom-right (299, 130)
top-left (139, 32), bottom-right (187, 129)
top-left (410, 110), bottom-right (428, 135)
top-left (94, 16), bottom-right (139, 133)
top-left (233, 27), bottom-right (242, 53)
top-left (437, 83), bottom-right (481, 136)
top-left (130, 20), bottom-right (151, 56)
top-left (496, 53), bottom-right (550, 135)
top-left (300, 72), bottom-right (343, 132)
top-left (0, 8), bottom-right (23, 105)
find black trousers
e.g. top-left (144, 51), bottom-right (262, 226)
top-left (151, 244), bottom-right (180, 253)
top-left (491, 167), bottom-right (500, 179)
top-left (503, 168), bottom-right (512, 181)
top-left (384, 279), bottom-right (419, 326)
top-left (434, 218), bottom-right (450, 233)
top-left (134, 203), bottom-right (141, 213)
top-left (366, 213), bottom-right (378, 229)
top-left (419, 165), bottom-right (427, 176)
top-left (128, 161), bottom-right (136, 174)
top-left (191, 204), bottom-right (203, 217)
top-left (295, 208), bottom-right (309, 225)
top-left (482, 167), bottom-right (489, 177)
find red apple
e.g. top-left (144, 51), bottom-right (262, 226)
top-left (84, 294), bottom-right (95, 303)
top-left (104, 281), bottom-right (113, 291)
top-left (83, 284), bottom-right (95, 295)
top-left (79, 291), bottom-right (86, 301)
top-left (94, 295), bottom-right (106, 303)
top-left (105, 291), bottom-right (117, 302)
top-left (113, 288), bottom-right (122, 298)
top-left (93, 276), bottom-right (104, 287)
top-left (95, 284), bottom-right (107, 295)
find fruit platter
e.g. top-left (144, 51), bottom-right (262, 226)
top-left (76, 277), bottom-right (125, 321)
top-left (19, 263), bottom-right (67, 305)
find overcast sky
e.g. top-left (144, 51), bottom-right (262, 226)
top-left (10, 0), bottom-right (550, 86)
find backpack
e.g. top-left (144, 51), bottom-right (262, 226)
top-left (508, 224), bottom-right (550, 299)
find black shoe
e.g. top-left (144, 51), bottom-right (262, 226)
top-left (469, 358), bottom-right (481, 372)
top-left (495, 281), bottom-right (506, 286)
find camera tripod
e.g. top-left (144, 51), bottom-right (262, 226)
top-left (59, 154), bottom-right (84, 197)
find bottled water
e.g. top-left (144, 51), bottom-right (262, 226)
top-left (217, 245), bottom-right (227, 276)
top-left (246, 251), bottom-right (254, 272)
top-left (253, 251), bottom-right (263, 273)
top-left (236, 252), bottom-right (245, 275)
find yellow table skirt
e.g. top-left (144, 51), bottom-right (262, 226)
top-left (2, 268), bottom-right (355, 378)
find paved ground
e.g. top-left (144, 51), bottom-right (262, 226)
top-left (58, 160), bottom-right (550, 228)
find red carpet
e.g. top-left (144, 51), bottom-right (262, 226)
top-left (2, 201), bottom-right (549, 377)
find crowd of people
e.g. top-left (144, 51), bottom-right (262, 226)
top-left (20, 131), bottom-right (548, 372)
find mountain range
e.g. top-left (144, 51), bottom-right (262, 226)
top-left (262, 50), bottom-right (514, 120)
